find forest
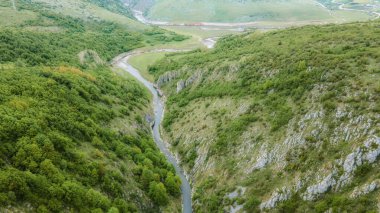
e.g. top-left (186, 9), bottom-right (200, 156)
top-left (0, 1), bottom-right (183, 212)
top-left (0, 66), bottom-right (180, 211)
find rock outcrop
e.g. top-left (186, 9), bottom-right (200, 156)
top-left (176, 80), bottom-right (185, 93)
top-left (303, 172), bottom-right (337, 200)
top-left (350, 180), bottom-right (379, 198)
top-left (156, 70), bottom-right (182, 87)
top-left (260, 187), bottom-right (291, 210)
top-left (337, 136), bottom-right (380, 188)
top-left (176, 71), bottom-right (202, 93)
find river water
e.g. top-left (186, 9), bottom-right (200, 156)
top-left (115, 55), bottom-right (192, 213)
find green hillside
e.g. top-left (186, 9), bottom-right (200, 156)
top-left (149, 21), bottom-right (380, 212)
top-left (0, 0), bottom-right (187, 212)
top-left (146, 0), bottom-right (372, 24)
top-left (87, 0), bottom-right (134, 18)
top-left (1, 0), bottom-right (144, 30)
top-left (2, 0), bottom-right (380, 212)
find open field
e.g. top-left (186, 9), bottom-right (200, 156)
top-left (0, 6), bottom-right (37, 26)
top-left (146, 0), bottom-right (372, 23)
top-left (162, 26), bottom-right (243, 39)
top-left (128, 52), bottom-right (167, 82)
top-left (0, 0), bottom-right (146, 30)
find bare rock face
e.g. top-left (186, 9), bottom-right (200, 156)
top-left (364, 137), bottom-right (380, 163)
top-left (246, 143), bottom-right (273, 173)
top-left (260, 187), bottom-right (291, 210)
top-left (226, 186), bottom-right (247, 213)
top-left (302, 136), bottom-right (380, 201)
top-left (250, 105), bottom-right (379, 210)
top-left (156, 69), bottom-right (203, 93)
top-left (252, 149), bottom-right (269, 170)
top-left (176, 80), bottom-right (185, 93)
top-left (338, 136), bottom-right (380, 188)
top-left (350, 180), bottom-right (379, 198)
top-left (176, 71), bottom-right (203, 93)
top-left (303, 172), bottom-right (337, 201)
top-left (157, 70), bottom-right (182, 87)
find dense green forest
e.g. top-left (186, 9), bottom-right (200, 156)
top-left (0, 0), bottom-right (185, 212)
top-left (0, 66), bottom-right (181, 212)
top-left (149, 21), bottom-right (380, 212)
top-left (0, 10), bottom-right (186, 66)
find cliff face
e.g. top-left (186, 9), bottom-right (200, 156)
top-left (150, 21), bottom-right (380, 212)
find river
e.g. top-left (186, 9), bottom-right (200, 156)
top-left (113, 52), bottom-right (193, 213)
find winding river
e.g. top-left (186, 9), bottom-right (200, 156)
top-left (113, 51), bottom-right (192, 213)
top-left (116, 2), bottom-right (380, 212)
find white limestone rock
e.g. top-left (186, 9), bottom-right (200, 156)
top-left (303, 173), bottom-right (337, 201)
top-left (176, 71), bottom-right (203, 93)
top-left (260, 187), bottom-right (291, 210)
top-left (176, 80), bottom-right (185, 93)
top-left (350, 180), bottom-right (379, 198)
top-left (364, 137), bottom-right (380, 163)
top-left (338, 136), bottom-right (380, 188)
top-left (157, 70), bottom-right (182, 87)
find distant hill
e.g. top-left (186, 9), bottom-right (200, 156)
top-left (143, 0), bottom-right (373, 25)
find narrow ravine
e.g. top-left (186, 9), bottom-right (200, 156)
top-left (113, 51), bottom-right (192, 213)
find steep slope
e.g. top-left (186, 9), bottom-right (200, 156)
top-left (0, 1), bottom-right (187, 212)
top-left (149, 21), bottom-right (380, 212)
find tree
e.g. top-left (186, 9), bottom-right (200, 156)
top-left (140, 168), bottom-right (155, 190)
top-left (85, 189), bottom-right (111, 210)
top-left (148, 182), bottom-right (169, 206)
top-left (39, 159), bottom-right (64, 183)
top-left (62, 181), bottom-right (85, 208)
top-left (164, 172), bottom-right (181, 196)
top-left (107, 207), bottom-right (119, 213)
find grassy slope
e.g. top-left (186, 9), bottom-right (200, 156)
top-left (147, 0), bottom-right (371, 24)
top-left (149, 21), bottom-right (380, 212)
top-left (0, 0), bottom-right (186, 212)
top-left (128, 52), bottom-right (167, 82)
top-left (29, 0), bottom-right (146, 30)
